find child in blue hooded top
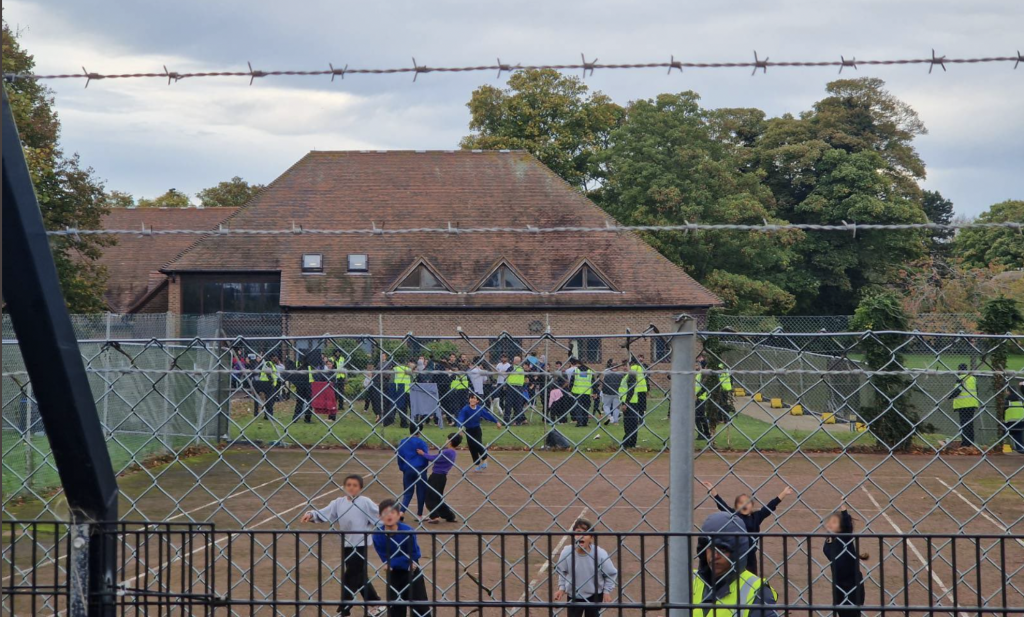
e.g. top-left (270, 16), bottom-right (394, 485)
top-left (396, 427), bottom-right (430, 519)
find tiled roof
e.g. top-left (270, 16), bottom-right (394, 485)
top-left (164, 151), bottom-right (720, 309)
top-left (98, 207), bottom-right (237, 312)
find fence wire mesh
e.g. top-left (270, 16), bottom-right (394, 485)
top-left (2, 320), bottom-right (1023, 616)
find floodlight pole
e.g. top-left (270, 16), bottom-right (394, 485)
top-left (3, 87), bottom-right (118, 617)
top-left (668, 314), bottom-right (696, 617)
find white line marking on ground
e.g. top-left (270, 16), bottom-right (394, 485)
top-left (860, 486), bottom-right (968, 617)
top-left (934, 477), bottom-right (1024, 549)
top-left (507, 506), bottom-right (589, 617)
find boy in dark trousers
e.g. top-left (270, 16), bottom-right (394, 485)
top-left (701, 481), bottom-right (793, 574)
top-left (396, 429), bottom-right (430, 520)
top-left (301, 475), bottom-right (384, 616)
top-left (455, 394), bottom-right (502, 472)
top-left (372, 500), bottom-right (430, 617)
top-left (417, 433), bottom-right (462, 523)
top-left (823, 505), bottom-right (867, 617)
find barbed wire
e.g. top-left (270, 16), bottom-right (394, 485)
top-left (4, 367), bottom-right (1023, 379)
top-left (3, 51), bottom-right (1023, 86)
top-left (45, 220), bottom-right (1024, 238)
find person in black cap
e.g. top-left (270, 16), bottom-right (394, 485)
top-left (693, 512), bottom-right (779, 617)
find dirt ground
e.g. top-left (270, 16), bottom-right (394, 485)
top-left (4, 446), bottom-right (1022, 616)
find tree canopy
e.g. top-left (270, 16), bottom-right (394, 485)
top-left (3, 21), bottom-right (112, 312)
top-left (461, 69), bottom-right (623, 191)
top-left (953, 200), bottom-right (1024, 268)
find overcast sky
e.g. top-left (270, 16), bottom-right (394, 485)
top-left (5, 0), bottom-right (1022, 216)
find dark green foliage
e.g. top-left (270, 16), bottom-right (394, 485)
top-left (850, 292), bottom-right (919, 451)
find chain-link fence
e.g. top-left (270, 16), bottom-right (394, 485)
top-left (2, 326), bottom-right (1023, 616)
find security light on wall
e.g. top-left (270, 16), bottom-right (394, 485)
top-left (302, 253), bottom-right (323, 273)
top-left (348, 254), bottom-right (368, 273)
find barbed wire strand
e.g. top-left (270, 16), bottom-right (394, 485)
top-left (46, 220), bottom-right (1024, 237)
top-left (3, 367), bottom-right (1023, 378)
top-left (3, 51), bottom-right (1023, 85)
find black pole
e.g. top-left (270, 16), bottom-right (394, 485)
top-left (2, 87), bottom-right (118, 616)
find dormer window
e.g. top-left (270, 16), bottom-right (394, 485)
top-left (397, 264), bottom-right (447, 291)
top-left (480, 265), bottom-right (528, 291)
top-left (560, 263), bottom-right (611, 291)
top-left (301, 253), bottom-right (323, 273)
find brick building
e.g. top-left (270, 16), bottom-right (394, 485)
top-left (97, 206), bottom-right (238, 313)
top-left (109, 151), bottom-right (719, 359)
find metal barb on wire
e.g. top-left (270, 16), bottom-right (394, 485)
top-left (929, 49), bottom-right (947, 73)
top-left (668, 55), bottom-right (683, 74)
top-left (580, 53), bottom-right (597, 78)
top-left (247, 61), bottom-right (266, 85)
top-left (162, 65), bottom-right (181, 85)
top-left (839, 55), bottom-right (857, 73)
top-left (329, 63), bottom-right (348, 81)
top-left (81, 66), bottom-right (103, 88)
top-left (496, 58), bottom-right (520, 79)
top-left (412, 58), bottom-right (431, 82)
top-left (752, 51), bottom-right (769, 75)
top-left (1016, 51), bottom-right (1023, 70)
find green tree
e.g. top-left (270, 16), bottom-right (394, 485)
top-left (753, 78), bottom-right (930, 314)
top-left (849, 291), bottom-right (919, 452)
top-left (978, 296), bottom-right (1024, 423)
top-left (921, 190), bottom-right (955, 254)
top-left (3, 21), bottom-right (112, 312)
top-left (461, 69), bottom-right (623, 191)
top-left (953, 200), bottom-right (1024, 268)
top-left (137, 189), bottom-right (192, 208)
top-left (594, 92), bottom-right (800, 314)
top-left (197, 176), bottom-right (264, 208)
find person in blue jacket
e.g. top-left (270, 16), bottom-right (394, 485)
top-left (396, 427), bottom-right (430, 520)
top-left (372, 499), bottom-right (430, 617)
top-left (455, 393), bottom-right (502, 471)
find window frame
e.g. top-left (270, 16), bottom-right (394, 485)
top-left (347, 254), bottom-right (369, 274)
top-left (557, 262), bottom-right (614, 292)
top-left (301, 253), bottom-right (324, 274)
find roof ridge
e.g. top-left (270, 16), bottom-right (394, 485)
top-left (160, 152), bottom-right (314, 272)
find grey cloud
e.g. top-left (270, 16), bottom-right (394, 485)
top-left (5, 0), bottom-right (1021, 214)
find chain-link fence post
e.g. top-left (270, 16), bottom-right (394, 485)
top-left (668, 314), bottom-right (696, 617)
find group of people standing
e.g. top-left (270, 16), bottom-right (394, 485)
top-left (232, 348), bottom-right (349, 423)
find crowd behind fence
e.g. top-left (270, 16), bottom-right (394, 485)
top-left (3, 522), bottom-right (1022, 616)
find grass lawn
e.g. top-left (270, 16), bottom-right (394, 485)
top-left (847, 353), bottom-right (1024, 371)
top-left (226, 400), bottom-right (933, 453)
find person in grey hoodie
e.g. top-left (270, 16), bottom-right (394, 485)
top-left (693, 512), bottom-right (779, 617)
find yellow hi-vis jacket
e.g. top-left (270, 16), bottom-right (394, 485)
top-left (691, 570), bottom-right (777, 617)
top-left (953, 374), bottom-right (979, 409)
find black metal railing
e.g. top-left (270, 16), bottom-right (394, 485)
top-left (4, 521), bottom-right (1022, 615)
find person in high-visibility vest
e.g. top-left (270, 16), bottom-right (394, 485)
top-left (504, 356), bottom-right (528, 425)
top-left (695, 367), bottom-right (713, 442)
top-left (393, 360), bottom-right (415, 432)
top-left (447, 363), bottom-right (471, 423)
top-left (629, 355), bottom-right (648, 416)
top-left (692, 512), bottom-right (779, 617)
top-left (570, 359), bottom-right (595, 428)
top-left (1006, 379), bottom-right (1024, 454)
top-left (255, 354), bottom-right (279, 419)
top-left (619, 364), bottom-right (644, 449)
top-left (717, 363), bottom-right (735, 416)
top-left (951, 363), bottom-right (980, 448)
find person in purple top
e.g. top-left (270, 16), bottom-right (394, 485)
top-left (455, 394), bottom-right (502, 471)
top-left (418, 432), bottom-right (462, 523)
